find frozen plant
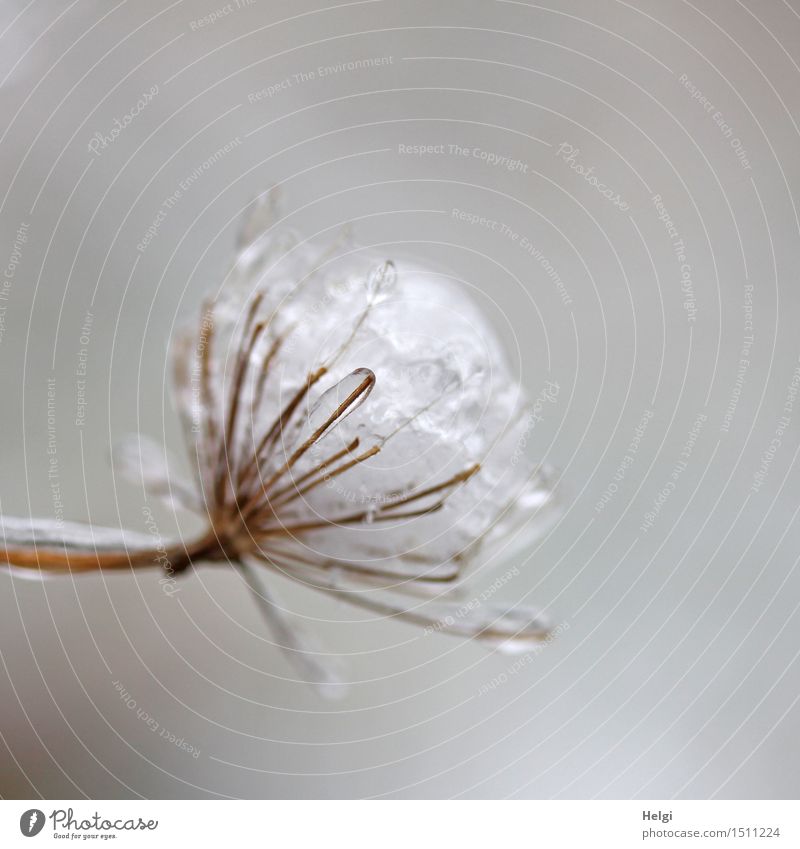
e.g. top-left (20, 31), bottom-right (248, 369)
top-left (1, 191), bottom-right (560, 693)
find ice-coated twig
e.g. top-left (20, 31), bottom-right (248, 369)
top-left (0, 197), bottom-right (562, 684)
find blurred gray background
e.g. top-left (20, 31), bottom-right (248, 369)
top-left (1, 0), bottom-right (799, 799)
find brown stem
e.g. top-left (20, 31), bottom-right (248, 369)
top-left (236, 366), bottom-right (328, 500)
top-left (243, 368), bottom-right (376, 519)
top-left (268, 437), bottom-right (360, 502)
top-left (268, 443), bottom-right (382, 511)
top-left (0, 529), bottom-right (224, 575)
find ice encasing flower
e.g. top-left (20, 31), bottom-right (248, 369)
top-left (1, 192), bottom-right (559, 689)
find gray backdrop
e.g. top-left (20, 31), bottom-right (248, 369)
top-left (0, 0), bottom-right (799, 799)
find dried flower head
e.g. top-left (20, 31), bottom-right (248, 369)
top-left (1, 191), bottom-right (559, 691)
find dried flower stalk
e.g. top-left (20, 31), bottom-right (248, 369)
top-left (1, 191), bottom-right (560, 691)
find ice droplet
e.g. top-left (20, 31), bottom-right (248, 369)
top-left (365, 260), bottom-right (396, 302)
top-left (306, 368), bottom-right (376, 439)
top-left (237, 191), bottom-right (279, 250)
top-left (470, 603), bottom-right (551, 654)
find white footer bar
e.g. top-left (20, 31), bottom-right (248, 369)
top-left (1, 800), bottom-right (796, 847)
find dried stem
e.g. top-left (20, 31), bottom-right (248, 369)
top-left (0, 530), bottom-right (223, 575)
